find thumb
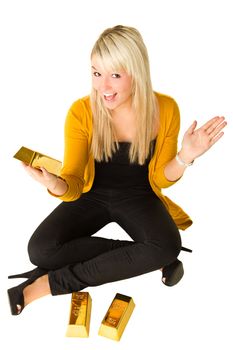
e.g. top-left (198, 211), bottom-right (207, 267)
top-left (40, 167), bottom-right (50, 178)
top-left (186, 120), bottom-right (197, 135)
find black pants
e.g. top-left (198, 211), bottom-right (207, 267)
top-left (28, 185), bottom-right (182, 295)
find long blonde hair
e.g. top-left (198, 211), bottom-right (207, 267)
top-left (90, 25), bottom-right (159, 165)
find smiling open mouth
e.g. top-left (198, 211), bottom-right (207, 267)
top-left (103, 93), bottom-right (117, 101)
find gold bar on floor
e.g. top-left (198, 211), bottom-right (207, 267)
top-left (66, 292), bottom-right (92, 338)
top-left (98, 293), bottom-right (135, 341)
top-left (13, 146), bottom-right (62, 176)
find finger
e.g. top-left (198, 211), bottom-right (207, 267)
top-left (21, 162), bottom-right (31, 170)
top-left (210, 131), bottom-right (225, 146)
top-left (208, 120), bottom-right (227, 139)
top-left (186, 120), bottom-right (197, 134)
top-left (40, 167), bottom-right (51, 179)
top-left (40, 167), bottom-right (48, 175)
top-left (21, 163), bottom-right (36, 171)
top-left (202, 116), bottom-right (223, 131)
top-left (25, 166), bottom-right (42, 177)
top-left (205, 116), bottom-right (225, 135)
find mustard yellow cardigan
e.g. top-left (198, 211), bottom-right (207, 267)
top-left (53, 92), bottom-right (192, 230)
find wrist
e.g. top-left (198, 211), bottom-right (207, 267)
top-left (176, 151), bottom-right (194, 167)
top-left (178, 149), bottom-right (195, 164)
top-left (47, 177), bottom-right (68, 196)
top-left (47, 176), bottom-right (59, 192)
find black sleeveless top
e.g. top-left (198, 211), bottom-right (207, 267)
top-left (93, 139), bottom-right (156, 189)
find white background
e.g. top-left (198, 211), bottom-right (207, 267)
top-left (0, 0), bottom-right (232, 349)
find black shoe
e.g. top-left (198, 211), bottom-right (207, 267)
top-left (7, 268), bottom-right (46, 315)
top-left (8, 267), bottom-right (38, 279)
top-left (162, 259), bottom-right (184, 287)
top-left (7, 279), bottom-right (29, 315)
top-left (8, 267), bottom-right (45, 279)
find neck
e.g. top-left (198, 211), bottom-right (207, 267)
top-left (111, 105), bottom-right (135, 120)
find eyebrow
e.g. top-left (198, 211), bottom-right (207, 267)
top-left (91, 65), bottom-right (122, 74)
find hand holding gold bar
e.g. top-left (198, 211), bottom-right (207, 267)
top-left (13, 146), bottom-right (62, 176)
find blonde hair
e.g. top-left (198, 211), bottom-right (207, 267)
top-left (90, 25), bottom-right (159, 165)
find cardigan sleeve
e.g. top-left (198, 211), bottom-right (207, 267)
top-left (152, 97), bottom-right (181, 189)
top-left (48, 101), bottom-right (90, 201)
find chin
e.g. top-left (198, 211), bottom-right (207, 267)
top-left (102, 100), bottom-right (119, 110)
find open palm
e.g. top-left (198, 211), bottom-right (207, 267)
top-left (181, 116), bottom-right (227, 161)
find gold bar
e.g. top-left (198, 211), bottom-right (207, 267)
top-left (66, 292), bottom-right (92, 338)
top-left (13, 146), bottom-right (62, 176)
top-left (98, 293), bottom-right (135, 341)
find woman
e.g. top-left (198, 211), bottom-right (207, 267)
top-left (8, 25), bottom-right (227, 315)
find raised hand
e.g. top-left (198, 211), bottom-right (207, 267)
top-left (180, 116), bottom-right (227, 163)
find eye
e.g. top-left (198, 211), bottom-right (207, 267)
top-left (93, 71), bottom-right (101, 77)
top-left (112, 73), bottom-right (121, 78)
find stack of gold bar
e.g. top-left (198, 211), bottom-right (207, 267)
top-left (13, 146), bottom-right (62, 176)
top-left (98, 293), bottom-right (135, 341)
top-left (66, 292), bottom-right (92, 338)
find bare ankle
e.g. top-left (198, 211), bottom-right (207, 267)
top-left (23, 274), bottom-right (51, 306)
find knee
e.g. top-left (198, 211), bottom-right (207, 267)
top-left (163, 238), bottom-right (181, 263)
top-left (27, 229), bottom-right (50, 267)
top-left (160, 224), bottom-right (182, 263)
top-left (27, 234), bottom-right (40, 266)
top-left (146, 231), bottom-right (181, 267)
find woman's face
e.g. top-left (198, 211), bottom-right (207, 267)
top-left (91, 56), bottom-right (133, 113)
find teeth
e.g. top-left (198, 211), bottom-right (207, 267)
top-left (104, 93), bottom-right (114, 97)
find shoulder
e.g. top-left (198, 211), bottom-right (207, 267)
top-left (154, 91), bottom-right (179, 112)
top-left (154, 92), bottom-right (180, 133)
top-left (69, 95), bottom-right (92, 116)
top-left (68, 95), bottom-right (92, 126)
top-left (65, 96), bottom-right (92, 132)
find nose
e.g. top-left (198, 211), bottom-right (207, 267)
top-left (100, 76), bottom-right (112, 92)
